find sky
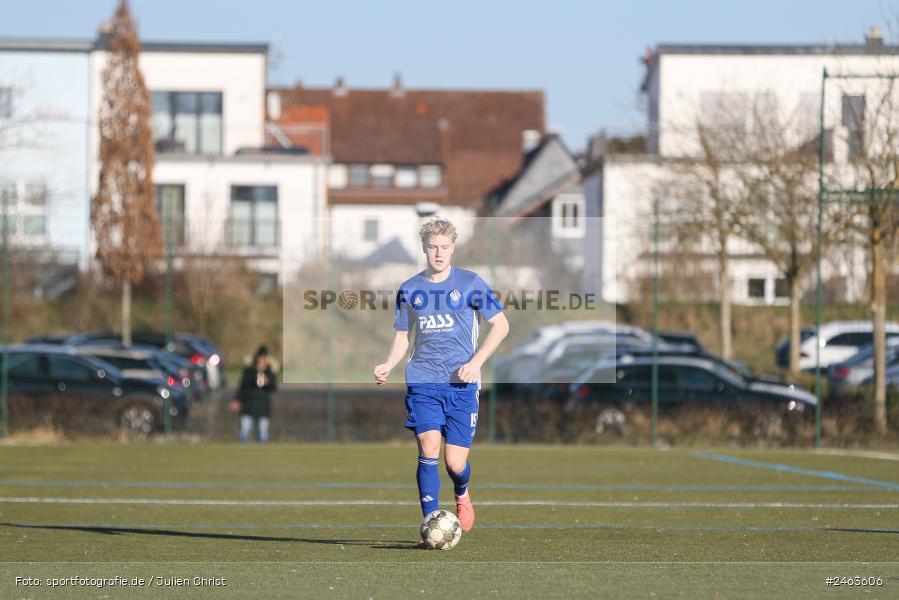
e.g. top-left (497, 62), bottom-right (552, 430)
top-left (2, 0), bottom-right (898, 150)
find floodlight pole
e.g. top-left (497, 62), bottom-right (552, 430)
top-left (814, 67), bottom-right (828, 448)
top-left (326, 233), bottom-right (335, 442)
top-left (0, 195), bottom-right (8, 438)
top-left (164, 216), bottom-right (173, 347)
top-left (488, 201), bottom-right (497, 443)
top-left (164, 216), bottom-right (173, 439)
top-left (651, 196), bottom-right (660, 448)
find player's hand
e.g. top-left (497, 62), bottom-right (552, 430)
top-left (457, 360), bottom-right (481, 384)
top-left (373, 363), bottom-right (391, 386)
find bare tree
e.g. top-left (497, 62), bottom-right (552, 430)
top-left (837, 74), bottom-right (899, 434)
top-left (735, 101), bottom-right (848, 375)
top-left (91, 0), bottom-right (162, 346)
top-left (667, 118), bottom-right (751, 359)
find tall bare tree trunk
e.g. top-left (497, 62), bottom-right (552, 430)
top-left (719, 245), bottom-right (732, 359)
top-left (788, 275), bottom-right (802, 375)
top-left (870, 235), bottom-right (887, 434)
top-left (122, 278), bottom-right (132, 347)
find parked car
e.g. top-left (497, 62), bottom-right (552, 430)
top-left (827, 337), bottom-right (899, 393)
top-left (29, 331), bottom-right (226, 389)
top-left (568, 355), bottom-right (815, 434)
top-left (775, 321), bottom-right (899, 371)
top-left (657, 331), bottom-right (708, 354)
top-left (859, 361), bottom-right (899, 389)
top-left (3, 344), bottom-right (188, 434)
top-left (495, 322), bottom-right (654, 390)
top-left (70, 345), bottom-right (196, 405)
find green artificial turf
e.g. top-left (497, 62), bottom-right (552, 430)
top-left (0, 443), bottom-right (897, 599)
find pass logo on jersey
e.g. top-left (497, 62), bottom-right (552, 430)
top-left (418, 314), bottom-right (455, 331)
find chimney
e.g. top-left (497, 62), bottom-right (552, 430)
top-left (521, 129), bottom-right (541, 156)
top-left (866, 26), bottom-right (884, 49)
top-left (266, 90), bottom-right (281, 120)
top-left (391, 72), bottom-right (405, 97)
top-left (334, 76), bottom-right (347, 97)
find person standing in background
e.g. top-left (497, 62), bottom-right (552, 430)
top-left (232, 345), bottom-right (278, 443)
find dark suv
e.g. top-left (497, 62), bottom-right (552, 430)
top-left (3, 344), bottom-right (188, 435)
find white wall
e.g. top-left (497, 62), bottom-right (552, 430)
top-left (89, 48), bottom-right (267, 196)
top-left (153, 155), bottom-right (327, 282)
top-left (329, 204), bottom-right (476, 267)
top-left (652, 52), bottom-right (899, 158)
top-left (0, 48), bottom-right (91, 267)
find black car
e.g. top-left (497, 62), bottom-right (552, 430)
top-left (27, 331), bottom-right (226, 389)
top-left (73, 343), bottom-right (208, 403)
top-left (3, 344), bottom-right (188, 435)
top-left (568, 355), bottom-right (815, 435)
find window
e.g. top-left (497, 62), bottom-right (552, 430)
top-left (23, 215), bottom-right (46, 236)
top-left (842, 95), bottom-right (865, 157)
top-left (0, 87), bottom-right (12, 119)
top-left (395, 165), bottom-right (417, 188)
top-left (553, 194), bottom-right (585, 238)
top-left (0, 183), bottom-right (15, 234)
top-left (152, 91), bottom-right (223, 155)
top-left (677, 367), bottom-right (719, 393)
top-left (230, 185), bottom-right (278, 247)
top-left (419, 165), bottom-right (442, 188)
top-left (349, 164), bottom-right (368, 187)
top-left (48, 356), bottom-right (95, 382)
top-left (369, 164), bottom-right (395, 187)
top-left (364, 218), bottom-right (379, 242)
top-left (748, 278), bottom-right (766, 299)
top-left (7, 353), bottom-right (43, 378)
top-left (0, 182), bottom-right (48, 238)
top-left (774, 278), bottom-right (789, 299)
top-left (328, 164), bottom-right (348, 189)
top-left (827, 332), bottom-right (871, 347)
top-left (24, 184), bottom-right (47, 207)
top-left (156, 184), bottom-right (185, 246)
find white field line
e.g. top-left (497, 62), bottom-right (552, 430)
top-left (813, 448), bottom-right (899, 462)
top-left (0, 497), bottom-right (896, 509)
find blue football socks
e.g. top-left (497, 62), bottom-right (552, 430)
top-left (447, 461), bottom-right (471, 497)
top-left (417, 456), bottom-right (440, 516)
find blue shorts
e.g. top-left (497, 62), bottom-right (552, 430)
top-left (404, 383), bottom-right (479, 448)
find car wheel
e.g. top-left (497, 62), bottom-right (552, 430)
top-left (596, 407), bottom-right (626, 435)
top-left (119, 403), bottom-right (157, 436)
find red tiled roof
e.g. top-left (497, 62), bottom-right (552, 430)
top-left (270, 86), bottom-right (545, 207)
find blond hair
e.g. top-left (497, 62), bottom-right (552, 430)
top-left (419, 217), bottom-right (457, 244)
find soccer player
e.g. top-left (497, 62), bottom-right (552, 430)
top-left (373, 217), bottom-right (509, 548)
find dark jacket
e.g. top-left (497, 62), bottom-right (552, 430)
top-left (237, 366), bottom-right (277, 419)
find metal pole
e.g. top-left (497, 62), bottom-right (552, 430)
top-left (164, 217), bottom-right (173, 347)
top-left (814, 67), bottom-right (828, 448)
top-left (1, 193), bottom-right (8, 438)
top-left (488, 203), bottom-right (497, 443)
top-left (651, 196), bottom-right (659, 447)
top-left (326, 226), bottom-right (335, 442)
top-left (164, 216), bottom-right (173, 438)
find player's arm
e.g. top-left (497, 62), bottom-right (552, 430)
top-left (457, 312), bottom-right (509, 383)
top-left (373, 330), bottom-right (410, 386)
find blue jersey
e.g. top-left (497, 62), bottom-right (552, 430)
top-left (394, 266), bottom-right (503, 385)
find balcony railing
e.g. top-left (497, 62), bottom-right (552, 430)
top-left (156, 217), bottom-right (280, 253)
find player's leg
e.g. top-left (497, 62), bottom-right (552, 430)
top-left (443, 387), bottom-right (479, 532)
top-left (404, 386), bottom-right (446, 518)
top-left (258, 417), bottom-right (270, 443)
top-left (416, 429), bottom-right (442, 516)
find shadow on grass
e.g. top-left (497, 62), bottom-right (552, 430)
top-left (0, 522), bottom-right (420, 550)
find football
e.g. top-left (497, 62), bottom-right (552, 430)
top-left (420, 509), bottom-right (463, 550)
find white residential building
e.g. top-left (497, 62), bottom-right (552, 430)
top-left (597, 28), bottom-right (899, 305)
top-left (89, 36), bottom-right (328, 283)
